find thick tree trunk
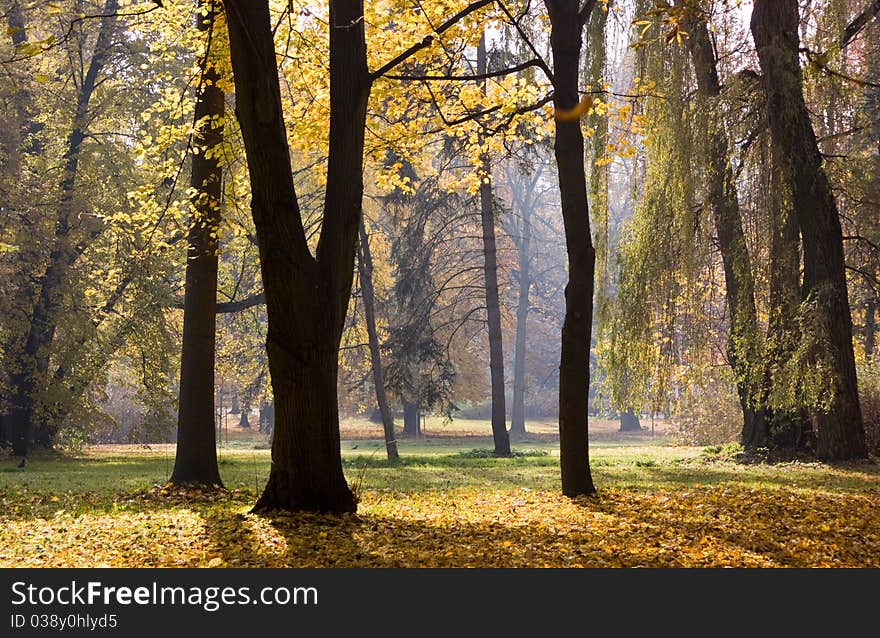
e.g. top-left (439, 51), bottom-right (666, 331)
top-left (239, 408), bottom-right (250, 428)
top-left (402, 401), bottom-right (421, 437)
top-left (226, 0), bottom-right (367, 512)
top-left (259, 401), bottom-right (274, 435)
top-left (169, 1), bottom-right (224, 487)
top-left (682, 7), bottom-right (773, 450)
top-left (752, 0), bottom-right (867, 460)
top-left (510, 208), bottom-right (531, 435)
top-left (357, 218), bottom-right (399, 462)
top-left (765, 170), bottom-right (812, 451)
top-left (545, 0), bottom-right (597, 497)
top-left (476, 34), bottom-right (511, 456)
top-left (619, 409), bottom-right (641, 432)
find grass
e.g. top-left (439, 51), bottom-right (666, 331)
top-left (1, 417), bottom-right (878, 567)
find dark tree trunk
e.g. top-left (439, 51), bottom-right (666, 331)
top-left (681, 7), bottom-right (773, 450)
top-left (229, 394), bottom-right (241, 415)
top-left (619, 409), bottom-right (641, 432)
top-left (402, 401), bottom-right (421, 437)
top-left (239, 409), bottom-right (250, 428)
top-left (752, 0), bottom-right (867, 460)
top-left (476, 34), bottom-right (511, 456)
top-left (169, 1), bottom-right (224, 487)
top-left (226, 0), bottom-right (368, 512)
top-left (766, 166), bottom-right (812, 451)
top-left (510, 201), bottom-right (532, 436)
top-left (2, 0), bottom-right (117, 456)
top-left (259, 401), bottom-right (275, 435)
top-left (357, 218), bottom-right (399, 462)
top-left (865, 300), bottom-right (876, 358)
top-left (545, 0), bottom-right (597, 497)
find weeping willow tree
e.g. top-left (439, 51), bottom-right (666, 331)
top-left (600, 27), bottom-right (720, 436)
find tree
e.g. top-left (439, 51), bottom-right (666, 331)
top-left (1, 0), bottom-right (119, 456)
top-left (751, 0), bottom-right (868, 460)
top-left (679, 3), bottom-right (771, 449)
top-left (225, 0), bottom-right (493, 512)
top-left (476, 33), bottom-right (511, 456)
top-left (544, 0), bottom-right (599, 497)
top-left (169, 0), bottom-right (225, 487)
top-left (357, 217), bottom-right (399, 462)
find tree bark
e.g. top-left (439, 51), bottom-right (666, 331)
top-left (545, 0), bottom-right (597, 497)
top-left (357, 218), bottom-right (399, 462)
top-left (681, 6), bottom-right (772, 450)
top-left (476, 34), bottom-right (511, 456)
top-left (865, 300), bottom-right (876, 358)
top-left (752, 0), bottom-right (867, 460)
top-left (169, 0), bottom-right (224, 487)
top-left (226, 0), bottom-right (367, 512)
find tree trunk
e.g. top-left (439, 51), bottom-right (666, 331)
top-left (477, 34), bottom-right (511, 456)
top-left (510, 204), bottom-right (532, 435)
top-left (169, 1), bottom-right (224, 487)
top-left (358, 218), bottom-right (399, 462)
top-left (865, 300), bottom-right (876, 358)
top-left (402, 401), bottom-right (421, 437)
top-left (619, 409), bottom-right (641, 432)
top-left (752, 0), bottom-right (867, 460)
top-left (226, 0), bottom-right (367, 512)
top-left (681, 6), bottom-right (773, 450)
top-left (259, 401), bottom-right (274, 435)
top-left (545, 0), bottom-right (597, 497)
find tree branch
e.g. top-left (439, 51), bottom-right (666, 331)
top-left (370, 0), bottom-right (496, 81)
top-left (384, 58), bottom-right (544, 82)
top-left (840, 0), bottom-right (880, 49)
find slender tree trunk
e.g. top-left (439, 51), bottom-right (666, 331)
top-left (476, 34), bottom-right (511, 456)
top-left (357, 218), bottom-right (399, 462)
top-left (681, 7), bottom-right (772, 450)
top-left (865, 300), bottom-right (876, 358)
top-left (510, 205), bottom-right (532, 435)
top-left (545, 0), bottom-right (597, 497)
top-left (752, 0), bottom-right (867, 460)
top-left (227, 0), bottom-right (367, 512)
top-left (169, 1), bottom-right (224, 487)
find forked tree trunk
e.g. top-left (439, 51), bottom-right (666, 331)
top-left (357, 218), bottom-right (399, 462)
top-left (545, 0), bottom-right (597, 497)
top-left (169, 1), bottom-right (224, 487)
top-left (477, 34), bottom-right (511, 456)
top-left (226, 0), bottom-right (367, 512)
top-left (752, 0), bottom-right (867, 460)
top-left (681, 7), bottom-right (772, 450)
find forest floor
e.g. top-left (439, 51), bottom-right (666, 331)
top-left (1, 417), bottom-right (879, 567)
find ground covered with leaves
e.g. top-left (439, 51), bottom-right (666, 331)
top-left (1, 426), bottom-right (878, 568)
